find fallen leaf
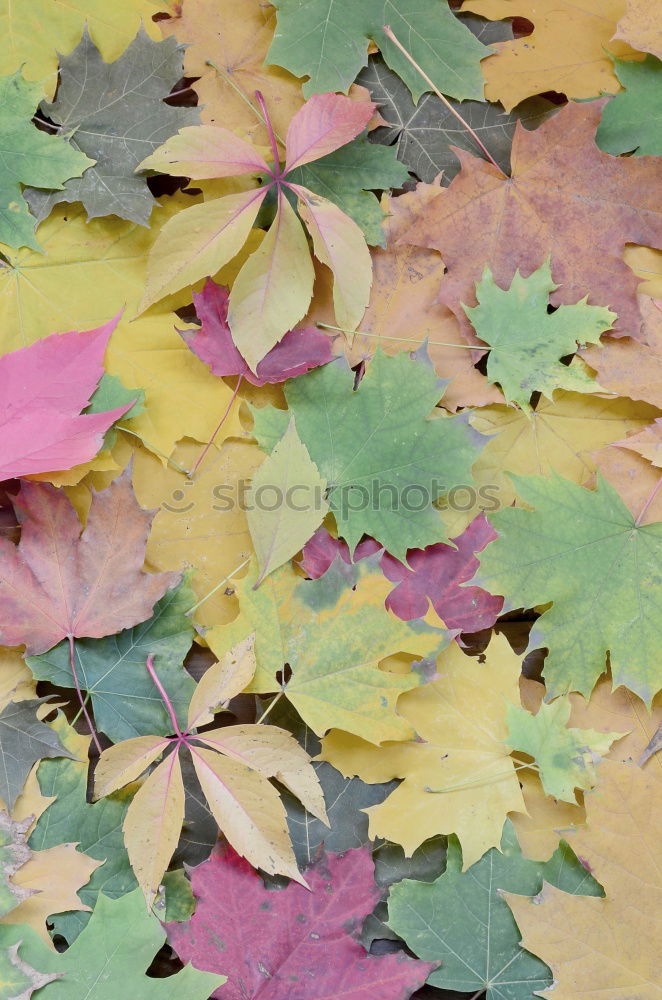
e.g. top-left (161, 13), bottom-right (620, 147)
top-left (26, 28), bottom-right (198, 225)
top-left (476, 473), bottom-right (662, 704)
top-left (597, 55), bottom-right (662, 156)
top-left (0, 701), bottom-right (74, 810)
top-left (0, 467), bottom-right (179, 655)
top-left (592, 440), bottom-right (662, 524)
top-left (510, 769), bottom-right (587, 863)
top-left (566, 674), bottom-right (662, 766)
top-left (616, 416), bottom-right (662, 466)
top-left (167, 847), bottom-right (436, 1000)
top-left (614, 0), bottom-right (662, 59)
top-left (0, 318), bottom-right (132, 481)
top-left (582, 296), bottom-right (662, 408)
top-left (0, 812), bottom-right (33, 918)
top-left (0, 70), bottom-right (92, 249)
top-left (461, 0), bottom-right (642, 110)
top-left (0, 648), bottom-right (36, 712)
top-left (321, 634), bottom-right (526, 868)
top-left (506, 759), bottom-right (662, 999)
top-left (398, 100), bottom-right (662, 339)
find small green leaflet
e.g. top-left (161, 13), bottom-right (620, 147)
top-left (27, 28), bottom-right (198, 225)
top-left (0, 70), bottom-right (93, 250)
top-left (463, 262), bottom-right (615, 408)
top-left (387, 820), bottom-right (603, 999)
top-left (477, 473), bottom-right (662, 706)
top-left (0, 889), bottom-right (223, 999)
top-left (286, 350), bottom-right (485, 558)
top-left (27, 578), bottom-right (196, 743)
top-left (248, 418), bottom-right (328, 586)
top-left (597, 55), bottom-right (662, 157)
top-left (0, 699), bottom-right (74, 810)
top-left (268, 0), bottom-right (488, 101)
top-left (506, 697), bottom-right (626, 802)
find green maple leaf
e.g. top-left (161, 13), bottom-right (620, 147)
top-left (286, 350), bottom-right (485, 558)
top-left (387, 821), bottom-right (603, 999)
top-left (476, 473), bottom-right (662, 705)
top-left (0, 70), bottom-right (93, 250)
top-left (0, 812), bottom-right (31, 919)
top-left (27, 578), bottom-right (196, 744)
top-left (505, 697), bottom-right (626, 803)
top-left (268, 0), bottom-right (488, 101)
top-left (0, 700), bottom-right (74, 810)
top-left (597, 55), bottom-right (662, 157)
top-left (463, 262), bottom-right (616, 408)
top-left (26, 28), bottom-right (198, 226)
top-left (288, 137), bottom-right (409, 245)
top-left (0, 928), bottom-right (59, 998)
top-left (0, 890), bottom-right (223, 998)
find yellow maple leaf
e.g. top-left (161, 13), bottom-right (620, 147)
top-left (506, 759), bottom-right (662, 998)
top-left (614, 0), bottom-right (662, 59)
top-left (511, 769), bottom-right (587, 863)
top-left (461, 0), bottom-right (642, 110)
top-left (568, 675), bottom-right (662, 768)
top-left (0, 0), bottom-right (164, 98)
top-left (0, 647), bottom-right (36, 712)
top-left (624, 246), bottom-right (662, 298)
top-left (321, 633), bottom-right (526, 868)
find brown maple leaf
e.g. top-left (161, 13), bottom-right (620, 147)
top-left (0, 467), bottom-right (179, 655)
top-left (396, 100), bottom-right (662, 341)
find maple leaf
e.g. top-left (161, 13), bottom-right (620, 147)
top-left (137, 92), bottom-right (375, 368)
top-left (284, 349), bottom-right (485, 557)
top-left (359, 54), bottom-right (555, 184)
top-left (247, 418), bottom-right (329, 585)
top-left (0, 931), bottom-right (59, 997)
top-left (464, 262), bottom-right (615, 408)
top-left (506, 759), bottom-right (662, 999)
top-left (614, 0), bottom-right (662, 59)
top-left (506, 696), bottom-right (626, 803)
top-left (511, 768), bottom-right (587, 864)
top-left (321, 634), bottom-right (526, 869)
top-left (398, 100), bottom-right (662, 339)
top-left (564, 674), bottom-right (662, 766)
top-left (0, 318), bottom-right (133, 481)
top-left (616, 417), bottom-right (662, 469)
top-left (0, 813), bottom-right (33, 918)
top-left (476, 472), bottom-right (662, 705)
top-left (94, 640), bottom-right (327, 902)
top-left (0, 700), bottom-right (74, 810)
top-left (182, 279), bottom-right (334, 385)
top-left (208, 558), bottom-right (447, 743)
top-left (27, 577), bottom-right (197, 743)
top-left (268, 0), bottom-right (488, 101)
top-left (0, 467), bottom-right (179, 655)
top-left (387, 821), bottom-right (603, 999)
top-left (460, 0), bottom-right (643, 110)
top-left (167, 847), bottom-right (436, 1000)
top-left (26, 28), bottom-right (199, 225)
top-left (597, 55), bottom-right (662, 157)
top-left (0, 70), bottom-right (93, 250)
top-left (0, 888), bottom-right (223, 999)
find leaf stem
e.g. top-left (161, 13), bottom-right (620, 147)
top-left (67, 635), bottom-right (102, 755)
top-left (255, 90), bottom-right (282, 175)
top-left (185, 556), bottom-right (252, 616)
top-left (145, 654), bottom-right (183, 739)
top-left (316, 321), bottom-right (489, 351)
top-left (635, 473), bottom-right (662, 526)
top-left (255, 691), bottom-right (284, 725)
top-left (116, 425), bottom-right (190, 476)
top-left (381, 24), bottom-right (505, 175)
top-left (424, 760), bottom-right (539, 794)
top-left (188, 376), bottom-right (243, 480)
top-left (205, 63), bottom-right (286, 146)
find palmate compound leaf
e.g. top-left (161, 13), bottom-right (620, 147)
top-left (247, 417), bottom-right (329, 585)
top-left (94, 637), bottom-right (328, 903)
top-left (463, 261), bottom-right (616, 408)
top-left (475, 472), bottom-right (662, 705)
top-left (0, 466), bottom-right (179, 656)
top-left (397, 99), bottom-right (662, 340)
top-left (597, 55), bottom-right (662, 157)
top-left (268, 0), bottom-right (487, 101)
top-left (506, 696), bottom-right (626, 803)
top-left (0, 70), bottom-right (93, 250)
top-left (0, 318), bottom-right (135, 480)
top-left (284, 349), bottom-right (486, 558)
top-left (506, 759), bottom-right (662, 999)
top-left (167, 847), bottom-right (436, 1000)
top-left (26, 577), bottom-right (196, 743)
top-left (386, 821), bottom-right (603, 999)
top-left (26, 28), bottom-right (199, 225)
top-left (0, 889), bottom-right (223, 999)
top-left (206, 558), bottom-right (449, 744)
top-left (137, 92), bottom-right (374, 368)
top-left (320, 634), bottom-right (526, 870)
top-left (0, 700), bottom-right (74, 810)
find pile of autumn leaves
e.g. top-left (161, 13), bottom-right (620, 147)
top-left (1, 0), bottom-right (662, 998)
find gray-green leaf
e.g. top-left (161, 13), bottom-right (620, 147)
top-left (0, 699), bottom-right (74, 810)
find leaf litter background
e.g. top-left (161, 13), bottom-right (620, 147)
top-left (0, 0), bottom-right (661, 998)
